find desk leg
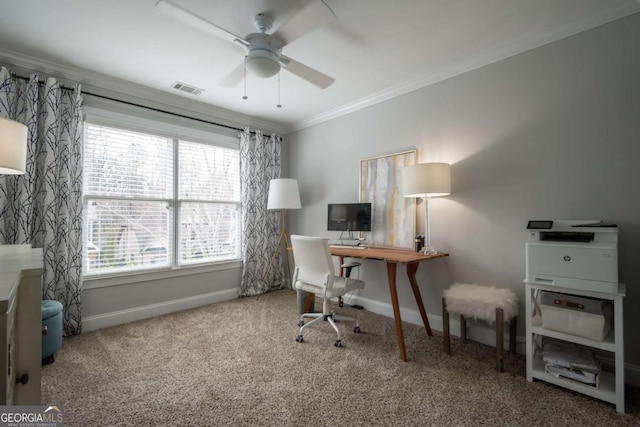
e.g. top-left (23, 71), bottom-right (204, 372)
top-left (386, 261), bottom-right (407, 362)
top-left (406, 262), bottom-right (433, 336)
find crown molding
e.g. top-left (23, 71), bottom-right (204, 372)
top-left (2, 2), bottom-right (638, 137)
top-left (285, 5), bottom-right (640, 133)
top-left (0, 48), bottom-right (288, 135)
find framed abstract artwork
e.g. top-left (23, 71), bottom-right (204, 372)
top-left (360, 150), bottom-right (416, 249)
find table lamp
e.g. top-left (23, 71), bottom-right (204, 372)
top-left (402, 162), bottom-right (451, 254)
top-left (263, 178), bottom-right (301, 287)
top-left (0, 117), bottom-right (28, 175)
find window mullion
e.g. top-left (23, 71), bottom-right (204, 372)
top-left (173, 137), bottom-right (180, 268)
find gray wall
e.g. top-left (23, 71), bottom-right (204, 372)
top-left (285, 13), bottom-right (640, 366)
top-left (82, 265), bottom-right (242, 327)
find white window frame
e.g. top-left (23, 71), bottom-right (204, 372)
top-left (82, 105), bottom-right (243, 289)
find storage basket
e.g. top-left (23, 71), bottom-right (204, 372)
top-left (540, 291), bottom-right (612, 341)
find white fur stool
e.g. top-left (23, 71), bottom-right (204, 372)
top-left (442, 283), bottom-right (518, 372)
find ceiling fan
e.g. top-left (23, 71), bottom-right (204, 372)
top-left (155, 0), bottom-right (336, 89)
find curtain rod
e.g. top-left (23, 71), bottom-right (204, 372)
top-left (11, 73), bottom-right (281, 139)
top-left (84, 91), bottom-right (250, 135)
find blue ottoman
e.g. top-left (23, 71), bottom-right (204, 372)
top-left (41, 300), bottom-right (63, 364)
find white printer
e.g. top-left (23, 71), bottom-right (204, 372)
top-left (525, 220), bottom-right (618, 293)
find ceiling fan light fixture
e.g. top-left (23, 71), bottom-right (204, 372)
top-left (245, 48), bottom-right (280, 78)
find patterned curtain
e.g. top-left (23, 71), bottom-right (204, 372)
top-left (0, 66), bottom-right (84, 336)
top-left (239, 128), bottom-right (285, 296)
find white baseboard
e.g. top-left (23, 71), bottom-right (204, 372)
top-left (344, 293), bottom-right (640, 388)
top-left (625, 363), bottom-right (640, 388)
top-left (82, 287), bottom-right (240, 332)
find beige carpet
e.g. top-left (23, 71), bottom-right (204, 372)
top-left (42, 290), bottom-right (639, 426)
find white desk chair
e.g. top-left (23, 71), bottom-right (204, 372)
top-left (291, 235), bottom-right (365, 347)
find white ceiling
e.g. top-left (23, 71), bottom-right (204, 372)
top-left (1, 0), bottom-right (639, 133)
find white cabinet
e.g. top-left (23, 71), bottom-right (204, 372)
top-left (525, 281), bottom-right (625, 413)
top-left (0, 245), bottom-right (43, 405)
top-left (0, 286), bottom-right (17, 404)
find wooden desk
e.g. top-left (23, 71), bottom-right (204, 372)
top-left (328, 246), bottom-right (448, 362)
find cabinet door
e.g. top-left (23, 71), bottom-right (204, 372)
top-left (7, 304), bottom-right (16, 405)
top-left (14, 268), bottom-right (42, 405)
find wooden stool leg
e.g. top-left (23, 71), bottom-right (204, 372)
top-left (460, 315), bottom-right (467, 343)
top-left (442, 298), bottom-right (450, 354)
top-left (509, 316), bottom-right (517, 354)
top-left (496, 308), bottom-right (504, 372)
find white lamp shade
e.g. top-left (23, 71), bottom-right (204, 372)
top-left (402, 162), bottom-right (451, 198)
top-left (0, 117), bottom-right (28, 175)
top-left (267, 178), bottom-right (301, 210)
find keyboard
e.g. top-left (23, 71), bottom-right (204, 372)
top-left (330, 244), bottom-right (368, 250)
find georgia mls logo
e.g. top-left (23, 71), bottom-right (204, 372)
top-left (0, 405), bottom-right (64, 427)
top-left (44, 406), bottom-right (63, 420)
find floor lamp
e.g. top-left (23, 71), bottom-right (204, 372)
top-left (263, 178), bottom-right (301, 288)
top-left (402, 162), bottom-right (451, 254)
top-left (0, 117), bottom-right (28, 175)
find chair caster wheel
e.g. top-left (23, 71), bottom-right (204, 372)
top-left (353, 326), bottom-right (361, 333)
top-left (297, 321), bottom-right (304, 327)
top-left (296, 335), bottom-right (304, 343)
top-left (334, 340), bottom-right (342, 347)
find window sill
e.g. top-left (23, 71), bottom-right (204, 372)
top-left (82, 259), bottom-right (243, 290)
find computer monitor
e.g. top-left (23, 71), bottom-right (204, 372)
top-left (327, 203), bottom-right (372, 232)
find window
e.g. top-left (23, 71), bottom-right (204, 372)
top-left (83, 123), bottom-right (241, 276)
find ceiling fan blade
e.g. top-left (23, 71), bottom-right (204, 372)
top-left (155, 0), bottom-right (245, 44)
top-left (280, 55), bottom-right (334, 89)
top-left (269, 0), bottom-right (336, 47)
top-left (219, 63), bottom-right (245, 88)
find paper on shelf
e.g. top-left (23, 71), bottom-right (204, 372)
top-left (545, 364), bottom-right (598, 386)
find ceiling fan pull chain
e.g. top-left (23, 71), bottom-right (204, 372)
top-left (242, 57), bottom-right (248, 100)
top-left (277, 71), bottom-right (282, 108)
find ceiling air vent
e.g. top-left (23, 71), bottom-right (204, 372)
top-left (172, 81), bottom-right (204, 96)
